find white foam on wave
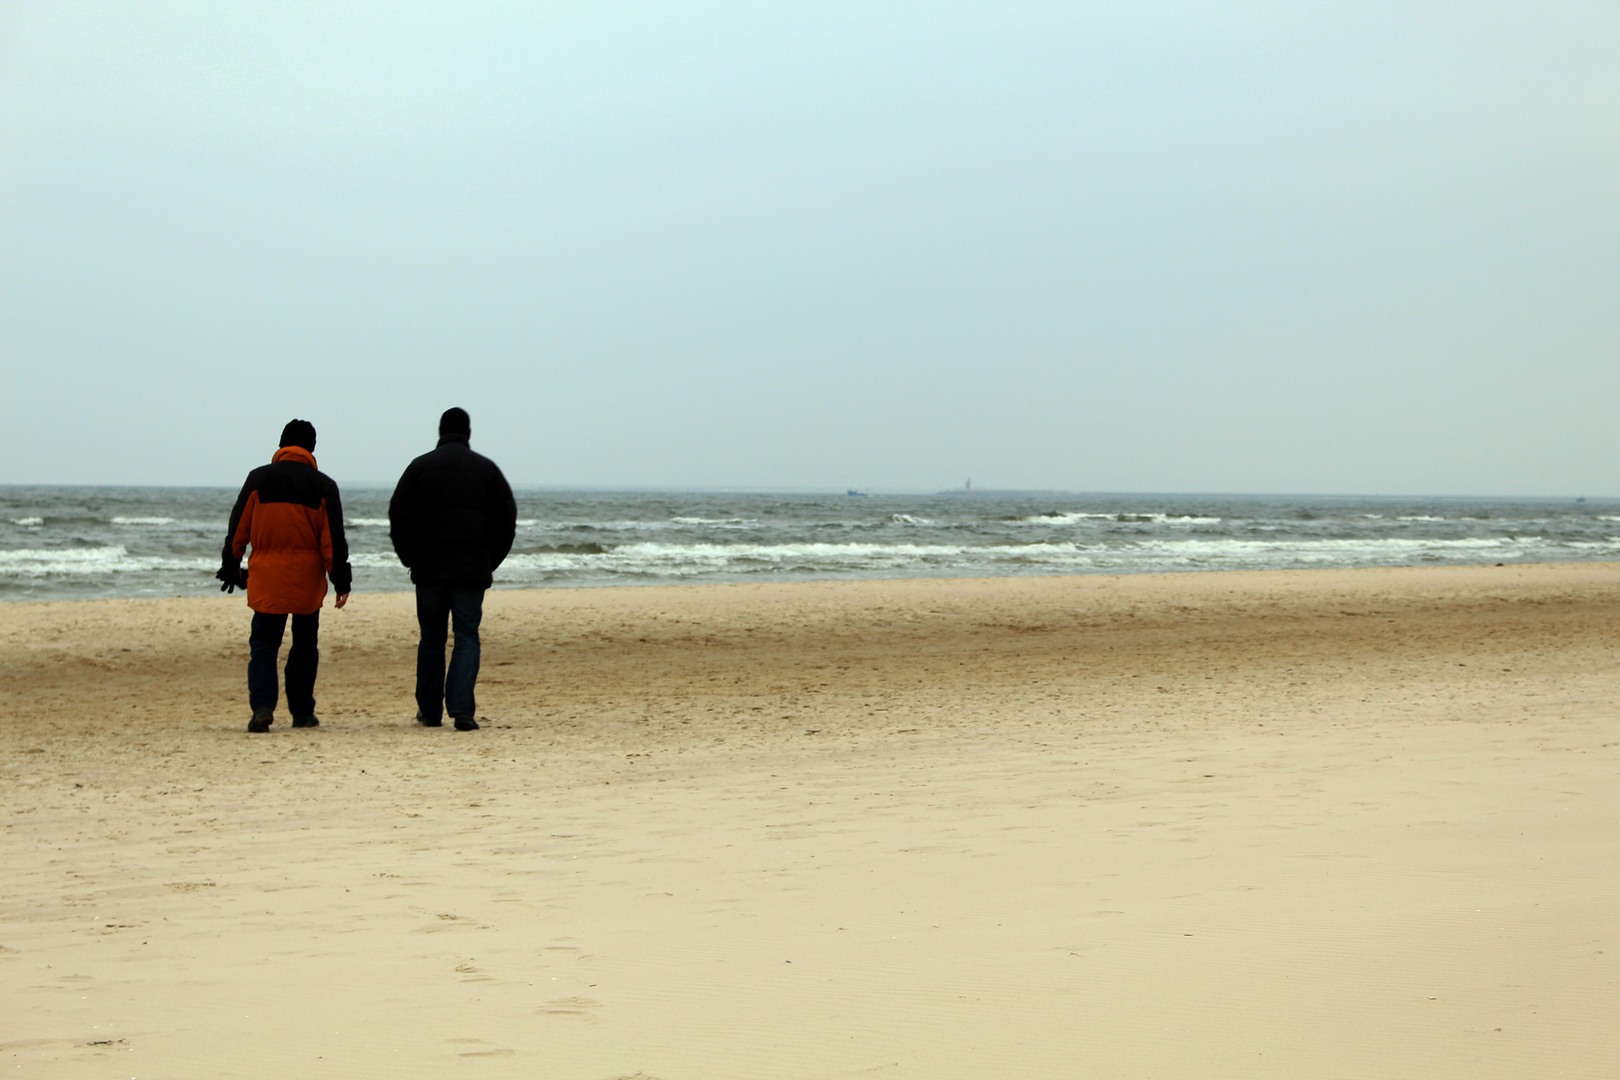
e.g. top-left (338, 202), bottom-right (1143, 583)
top-left (1396, 515), bottom-right (1448, 522)
top-left (498, 540), bottom-right (1093, 577)
top-left (888, 513), bottom-right (932, 525)
top-left (1020, 511), bottom-right (1115, 524)
top-left (1105, 534), bottom-right (1620, 569)
top-left (0, 546), bottom-right (213, 577)
top-left (625, 540), bottom-right (1082, 560)
top-left (548, 518), bottom-right (729, 532)
top-left (670, 516), bottom-right (758, 527)
top-left (347, 517), bottom-right (390, 527)
top-left (1021, 511), bottom-right (1222, 526)
top-left (1155, 536), bottom-right (1533, 556)
top-left (111, 516), bottom-right (175, 526)
top-left (485, 532), bottom-right (1620, 582)
top-left (0, 545), bottom-right (130, 567)
top-left (11, 517), bottom-right (43, 527)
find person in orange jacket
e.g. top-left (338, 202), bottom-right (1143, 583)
top-left (219, 419), bottom-right (352, 733)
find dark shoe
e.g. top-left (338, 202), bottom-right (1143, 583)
top-left (453, 715), bottom-right (479, 731)
top-left (416, 709), bottom-right (442, 728)
top-left (248, 709), bottom-right (273, 733)
top-left (291, 714), bottom-right (320, 728)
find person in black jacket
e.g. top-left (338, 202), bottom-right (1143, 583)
top-left (388, 407), bottom-right (517, 731)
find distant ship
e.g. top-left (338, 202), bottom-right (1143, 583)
top-left (937, 478), bottom-right (981, 496)
top-left (847, 489), bottom-right (868, 497)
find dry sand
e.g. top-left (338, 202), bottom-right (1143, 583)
top-left (3, 564), bottom-right (1618, 1079)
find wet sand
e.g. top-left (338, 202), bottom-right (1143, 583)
top-left (3, 564), bottom-right (1618, 1078)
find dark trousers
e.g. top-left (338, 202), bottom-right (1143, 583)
top-left (415, 585), bottom-right (484, 722)
top-left (248, 611), bottom-right (319, 716)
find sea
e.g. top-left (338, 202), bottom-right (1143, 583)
top-left (2, 485), bottom-right (1618, 603)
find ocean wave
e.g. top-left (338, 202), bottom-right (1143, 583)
top-left (10, 517), bottom-right (43, 527)
top-left (349, 544), bottom-right (612, 568)
top-left (497, 540), bottom-right (1093, 577)
top-left (1183, 536), bottom-right (1524, 549)
top-left (515, 542), bottom-right (611, 555)
top-left (1148, 536), bottom-right (1541, 559)
top-left (553, 519), bottom-right (715, 532)
top-left (487, 533), bottom-right (1620, 582)
top-left (1019, 511), bottom-right (1115, 524)
top-left (347, 517), bottom-right (390, 527)
top-left (802, 518), bottom-right (965, 531)
top-left (670, 516), bottom-right (758, 527)
top-left (1019, 511), bottom-right (1222, 526)
top-left (621, 540), bottom-right (1083, 560)
top-left (0, 546), bottom-right (213, 577)
top-left (111, 516), bottom-right (176, 525)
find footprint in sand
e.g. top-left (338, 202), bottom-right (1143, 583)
top-left (539, 995), bottom-right (602, 1016)
top-left (444, 1038), bottom-right (516, 1058)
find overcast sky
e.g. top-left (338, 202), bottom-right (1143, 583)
top-left (2, 2), bottom-right (1616, 494)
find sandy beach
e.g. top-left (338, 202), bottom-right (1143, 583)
top-left (3, 564), bottom-right (1618, 1079)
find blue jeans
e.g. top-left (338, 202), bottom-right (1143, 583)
top-left (415, 585), bottom-right (484, 722)
top-left (248, 611), bottom-right (319, 716)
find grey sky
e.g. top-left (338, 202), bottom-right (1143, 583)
top-left (2, 2), bottom-right (1616, 494)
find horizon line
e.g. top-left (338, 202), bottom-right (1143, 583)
top-left (0, 481), bottom-right (1611, 502)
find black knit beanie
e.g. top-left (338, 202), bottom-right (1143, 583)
top-left (279, 419), bottom-right (317, 452)
top-left (439, 407), bottom-right (471, 436)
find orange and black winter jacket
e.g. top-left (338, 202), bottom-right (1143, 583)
top-left (223, 446), bottom-right (352, 614)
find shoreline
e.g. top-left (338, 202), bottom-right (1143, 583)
top-left (4, 562), bottom-right (1618, 1077)
top-left (2, 554), bottom-right (1616, 601)
top-left (9, 488), bottom-right (1620, 600)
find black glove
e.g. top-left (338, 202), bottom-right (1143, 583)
top-left (216, 561), bottom-right (245, 593)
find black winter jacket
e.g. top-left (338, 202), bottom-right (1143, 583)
top-left (388, 434), bottom-right (518, 588)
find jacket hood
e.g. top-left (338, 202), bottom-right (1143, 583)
top-left (272, 446), bottom-right (317, 468)
top-left (436, 433), bottom-right (470, 448)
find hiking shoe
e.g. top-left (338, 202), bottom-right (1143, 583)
top-left (416, 709), bottom-right (442, 728)
top-left (453, 715), bottom-right (479, 731)
top-left (291, 714), bottom-right (320, 728)
top-left (248, 709), bottom-right (273, 733)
